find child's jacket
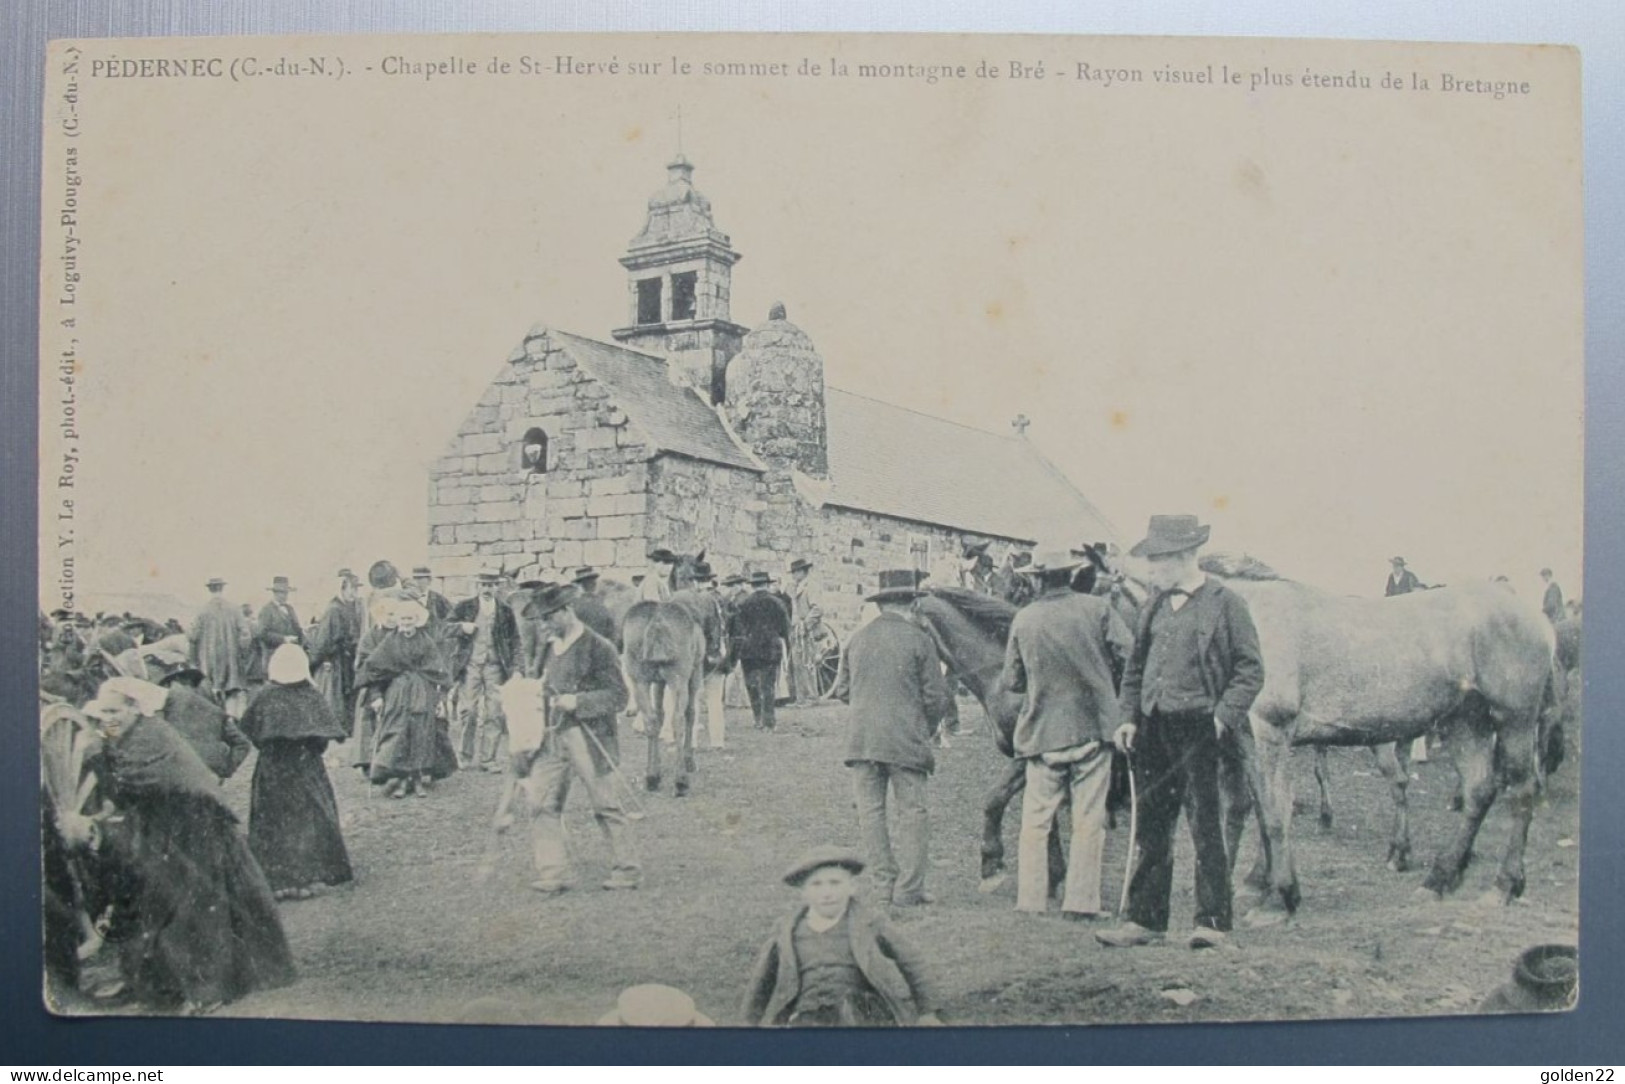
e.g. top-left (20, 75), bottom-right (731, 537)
top-left (741, 900), bottom-right (937, 1025)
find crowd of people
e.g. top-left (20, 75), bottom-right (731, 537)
top-left (37, 523), bottom-right (1581, 1025)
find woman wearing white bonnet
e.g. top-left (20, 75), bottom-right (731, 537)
top-left (238, 644), bottom-right (353, 899)
top-left (356, 594), bottom-right (456, 797)
top-left (78, 673), bottom-right (297, 1012)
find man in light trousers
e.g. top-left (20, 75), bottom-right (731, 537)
top-left (1001, 547), bottom-right (1133, 917)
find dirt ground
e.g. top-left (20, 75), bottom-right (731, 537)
top-left (110, 697), bottom-right (1580, 1027)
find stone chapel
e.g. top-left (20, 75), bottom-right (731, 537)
top-left (427, 155), bottom-right (1116, 634)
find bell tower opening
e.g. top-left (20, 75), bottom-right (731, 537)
top-left (612, 154), bottom-right (748, 404)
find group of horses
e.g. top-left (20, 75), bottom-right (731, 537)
top-left (912, 552), bottom-right (1568, 922)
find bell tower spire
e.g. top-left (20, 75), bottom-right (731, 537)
top-left (611, 151), bottom-right (748, 404)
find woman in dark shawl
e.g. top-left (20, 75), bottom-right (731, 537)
top-left (82, 677), bottom-right (295, 1014)
top-left (239, 645), bottom-right (354, 899)
top-left (356, 597), bottom-right (455, 797)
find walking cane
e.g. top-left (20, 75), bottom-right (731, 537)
top-left (579, 716), bottom-right (649, 823)
top-left (1117, 748), bottom-right (1139, 918)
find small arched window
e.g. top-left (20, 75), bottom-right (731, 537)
top-left (521, 427), bottom-right (549, 474)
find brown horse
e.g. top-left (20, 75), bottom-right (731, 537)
top-left (616, 552), bottom-right (709, 797)
top-left (1202, 555), bottom-right (1562, 916)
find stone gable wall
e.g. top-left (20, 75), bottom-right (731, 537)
top-left (426, 332), bottom-right (657, 599)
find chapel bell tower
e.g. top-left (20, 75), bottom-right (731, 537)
top-left (612, 154), bottom-right (748, 404)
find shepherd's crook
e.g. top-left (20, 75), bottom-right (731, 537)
top-left (1118, 751), bottom-right (1138, 917)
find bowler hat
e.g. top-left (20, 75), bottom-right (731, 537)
top-left (1391, 556), bottom-right (1407, 566)
top-left (268, 576), bottom-right (296, 592)
top-left (1129, 515), bottom-right (1211, 559)
top-left (516, 579), bottom-right (551, 592)
top-left (411, 566), bottom-right (433, 578)
top-left (477, 569), bottom-right (501, 583)
top-left (721, 573), bottom-right (746, 588)
top-left (789, 557), bottom-right (813, 575)
top-left (691, 562), bottom-right (715, 582)
top-left (783, 845), bottom-right (866, 887)
top-left (748, 571), bottom-right (774, 587)
top-left (573, 566), bottom-right (601, 584)
top-left (205, 577), bottom-right (227, 590)
top-left (522, 583), bottom-right (575, 619)
top-left (866, 569), bottom-right (923, 604)
top-left (337, 568), bottom-right (356, 582)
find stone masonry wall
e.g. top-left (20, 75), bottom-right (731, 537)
top-left (425, 329), bottom-right (656, 599)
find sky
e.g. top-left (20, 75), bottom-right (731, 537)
top-left (39, 32), bottom-right (1584, 617)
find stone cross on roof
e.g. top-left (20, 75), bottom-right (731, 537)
top-left (1011, 413), bottom-right (1032, 437)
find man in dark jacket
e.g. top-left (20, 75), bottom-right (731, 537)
top-left (835, 570), bottom-right (952, 907)
top-left (522, 584), bottom-right (638, 894)
top-left (310, 570), bottom-right (366, 727)
top-left (449, 571), bottom-right (520, 771)
top-left (1385, 556), bottom-right (1425, 596)
top-left (730, 572), bottom-right (792, 732)
top-left (1540, 568), bottom-right (1565, 625)
top-left (249, 577), bottom-right (304, 688)
top-left (1099, 515), bottom-right (1264, 951)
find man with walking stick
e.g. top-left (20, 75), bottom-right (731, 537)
top-left (1096, 515), bottom-right (1263, 951)
top-left (516, 584), bottom-right (641, 896)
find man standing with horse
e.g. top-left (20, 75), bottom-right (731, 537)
top-left (1098, 515), bottom-right (1264, 951)
top-left (836, 570), bottom-right (953, 908)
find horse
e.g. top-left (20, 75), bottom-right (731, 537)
top-left (1200, 554), bottom-right (1562, 917)
top-left (617, 551), bottom-right (710, 797)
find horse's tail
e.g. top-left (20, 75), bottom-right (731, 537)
top-left (639, 605), bottom-right (699, 666)
top-left (1537, 661), bottom-right (1566, 781)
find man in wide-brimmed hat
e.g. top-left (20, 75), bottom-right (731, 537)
top-left (729, 570), bottom-right (792, 732)
top-left (833, 571), bottom-right (952, 907)
top-left (1385, 556), bottom-right (1425, 597)
top-left (248, 577), bottom-right (304, 689)
top-left (519, 583), bottom-right (639, 894)
top-left (187, 577), bottom-right (253, 718)
top-left (786, 557), bottom-right (822, 704)
top-left (1001, 547), bottom-right (1134, 919)
top-left (1097, 515), bottom-right (1264, 951)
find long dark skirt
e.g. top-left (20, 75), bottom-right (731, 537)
top-left (249, 738), bottom-right (354, 892)
top-left (101, 792), bottom-right (296, 1010)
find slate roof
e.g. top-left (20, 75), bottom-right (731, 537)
top-left (549, 330), bottom-right (1116, 545)
top-left (822, 389), bottom-right (1118, 546)
top-left (550, 330), bottom-right (760, 472)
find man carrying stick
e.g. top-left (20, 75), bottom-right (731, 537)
top-left (1097, 515), bottom-right (1263, 950)
top-left (509, 584), bottom-right (641, 896)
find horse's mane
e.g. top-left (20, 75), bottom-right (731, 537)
top-left (922, 585), bottom-right (1017, 641)
top-left (1199, 552), bottom-right (1286, 582)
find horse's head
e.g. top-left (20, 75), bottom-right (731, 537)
top-left (913, 587), bottom-right (1023, 733)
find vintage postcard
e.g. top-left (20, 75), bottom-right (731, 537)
top-left (37, 31), bottom-right (1582, 1027)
